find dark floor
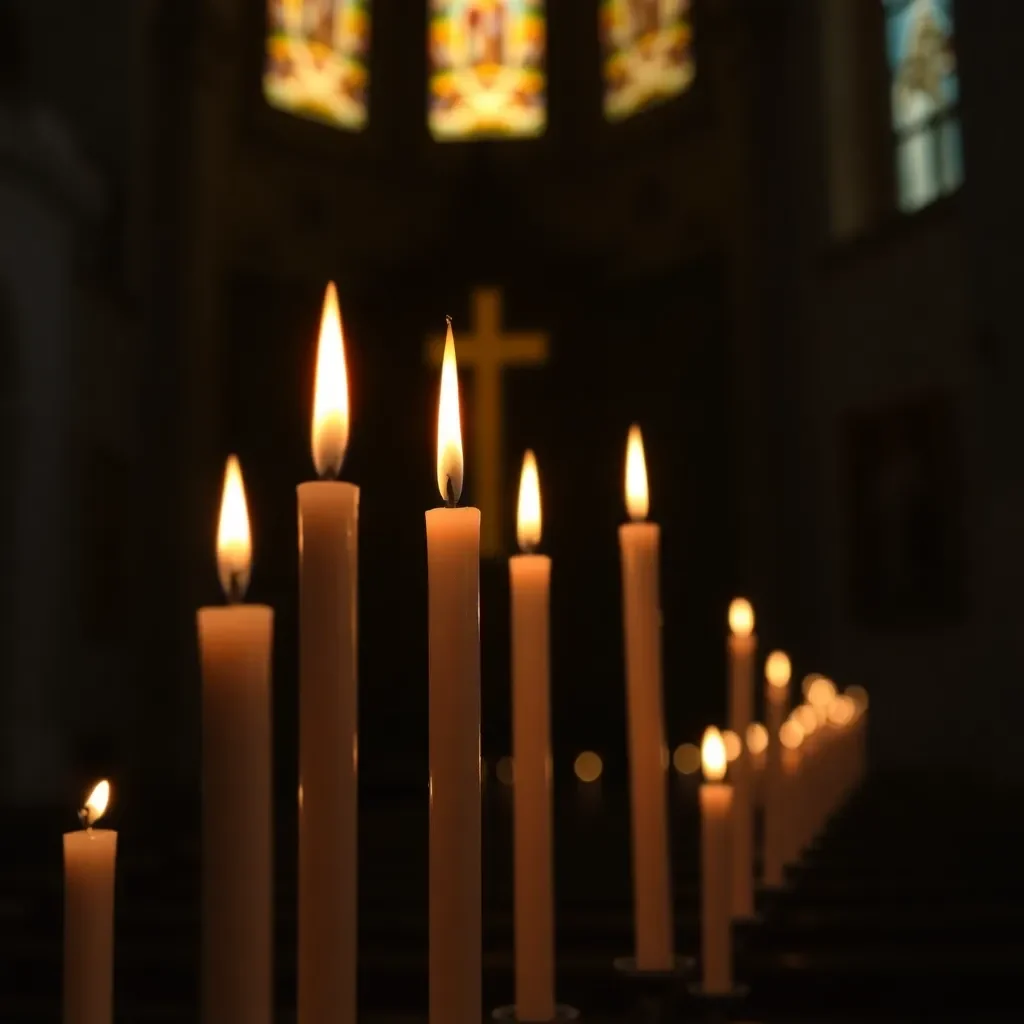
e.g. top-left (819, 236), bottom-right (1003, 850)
top-left (1, 769), bottom-right (1020, 1022)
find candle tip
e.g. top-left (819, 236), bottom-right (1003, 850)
top-left (445, 314), bottom-right (452, 326)
top-left (445, 475), bottom-right (457, 509)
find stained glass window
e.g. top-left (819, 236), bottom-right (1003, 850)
top-left (600, 0), bottom-right (695, 122)
top-left (428, 1), bottom-right (546, 141)
top-left (264, 0), bottom-right (371, 131)
top-left (883, 0), bottom-right (963, 213)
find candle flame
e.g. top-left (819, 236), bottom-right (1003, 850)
top-left (765, 650), bottom-right (791, 689)
top-left (81, 779), bottom-right (110, 826)
top-left (624, 424), bottom-right (649, 522)
top-left (516, 449), bottom-right (542, 552)
top-left (217, 455), bottom-right (252, 602)
top-left (722, 729), bottom-right (743, 763)
top-left (436, 319), bottom-right (464, 504)
top-left (574, 751), bottom-right (603, 783)
top-left (801, 672), bottom-right (823, 698)
top-left (779, 719), bottom-right (805, 750)
top-left (828, 694), bottom-right (857, 726)
top-left (312, 282), bottom-right (350, 479)
top-left (701, 726), bottom-right (727, 782)
top-left (794, 704), bottom-right (818, 735)
top-left (846, 684), bottom-right (869, 713)
top-left (672, 743), bottom-right (701, 775)
top-left (807, 676), bottom-right (837, 711)
top-left (746, 721), bottom-right (769, 756)
top-left (728, 597), bottom-right (754, 638)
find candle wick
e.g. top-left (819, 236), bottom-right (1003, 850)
top-left (227, 571), bottom-right (244, 606)
top-left (445, 476), bottom-right (456, 509)
top-left (445, 314), bottom-right (452, 327)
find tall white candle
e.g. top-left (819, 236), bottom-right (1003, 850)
top-left (763, 650), bottom-right (791, 888)
top-left (298, 283), bottom-right (359, 1024)
top-left (698, 730), bottom-right (733, 995)
top-left (427, 319), bottom-right (482, 1024)
top-left (199, 456), bottom-right (273, 1024)
top-left (778, 719), bottom-right (806, 865)
top-left (619, 424), bottom-right (674, 971)
top-left (726, 599), bottom-right (756, 919)
top-left (64, 780), bottom-right (116, 1024)
top-left (509, 451), bottom-right (556, 1022)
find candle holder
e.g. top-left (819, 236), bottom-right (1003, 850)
top-left (612, 955), bottom-right (695, 1023)
top-left (685, 981), bottom-right (752, 1023)
top-left (492, 1003), bottom-right (580, 1023)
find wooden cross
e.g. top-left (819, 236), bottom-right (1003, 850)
top-left (425, 287), bottom-right (549, 557)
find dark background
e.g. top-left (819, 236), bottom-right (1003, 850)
top-left (1, 0), bottom-right (1021, 808)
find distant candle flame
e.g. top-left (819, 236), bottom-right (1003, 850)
top-left (828, 694), bottom-right (857, 726)
top-left (807, 676), bottom-right (837, 712)
top-left (765, 650), bottom-right (792, 689)
top-left (672, 743), bottom-right (701, 775)
top-left (779, 720), bottom-right (805, 750)
top-left (216, 455), bottom-right (251, 602)
top-left (436, 319), bottom-right (464, 504)
top-left (624, 424), bottom-right (649, 522)
top-left (701, 726), bottom-right (727, 782)
top-left (516, 449), bottom-right (541, 552)
top-left (574, 751), bottom-right (603, 783)
top-left (794, 704), bottom-right (818, 735)
top-left (845, 684), bottom-right (869, 713)
top-left (746, 722), bottom-right (769, 756)
top-left (728, 598), bottom-right (754, 638)
top-left (722, 729), bottom-right (743, 762)
top-left (81, 779), bottom-right (110, 827)
top-left (801, 673), bottom-right (823, 699)
top-left (312, 282), bottom-right (350, 479)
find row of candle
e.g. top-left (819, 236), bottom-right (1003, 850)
top-left (62, 667), bottom-right (868, 1024)
top-left (698, 668), bottom-right (869, 993)
top-left (60, 282), bottom-right (868, 1024)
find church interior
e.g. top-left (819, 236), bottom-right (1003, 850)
top-left (1, 0), bottom-right (1023, 1021)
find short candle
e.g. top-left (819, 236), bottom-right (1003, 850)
top-left (64, 779), bottom-right (117, 1024)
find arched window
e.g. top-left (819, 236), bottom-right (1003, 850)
top-left (263, 0), bottom-right (371, 130)
top-left (599, 0), bottom-right (695, 122)
top-left (428, 1), bottom-right (546, 140)
top-left (883, 0), bottom-right (963, 213)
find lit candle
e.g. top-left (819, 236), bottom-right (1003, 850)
top-left (778, 719), bottom-right (806, 865)
top-left (64, 780), bottom-right (116, 1024)
top-left (806, 677), bottom-right (837, 830)
top-left (846, 685), bottom-right (869, 788)
top-left (297, 282), bottom-right (359, 1024)
top-left (427, 318), bottom-right (481, 1024)
top-left (619, 424), bottom-right (674, 971)
top-left (698, 729), bottom-right (733, 995)
top-left (745, 722), bottom-right (768, 797)
top-left (763, 650), bottom-right (791, 888)
top-left (726, 599), bottom-right (756, 919)
top-left (198, 456), bottom-right (273, 1024)
top-left (509, 451), bottom-right (555, 1022)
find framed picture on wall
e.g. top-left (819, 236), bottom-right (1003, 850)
top-left (843, 391), bottom-right (966, 628)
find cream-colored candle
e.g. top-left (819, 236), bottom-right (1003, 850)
top-left (806, 678), bottom-right (837, 832)
top-left (298, 283), bottom-right (359, 1024)
top-left (745, 722), bottom-right (768, 802)
top-left (698, 729), bottom-right (733, 995)
top-left (198, 457), bottom-right (273, 1024)
top-left (726, 599), bottom-right (756, 919)
top-left (64, 780), bottom-right (116, 1024)
top-left (762, 650), bottom-right (791, 887)
top-left (619, 424), bottom-right (674, 971)
top-left (846, 686), bottom-right (869, 789)
top-left (509, 451), bottom-right (555, 1022)
top-left (428, 319), bottom-right (482, 1024)
top-left (778, 719), bottom-right (805, 865)
top-left (827, 694), bottom-right (857, 806)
